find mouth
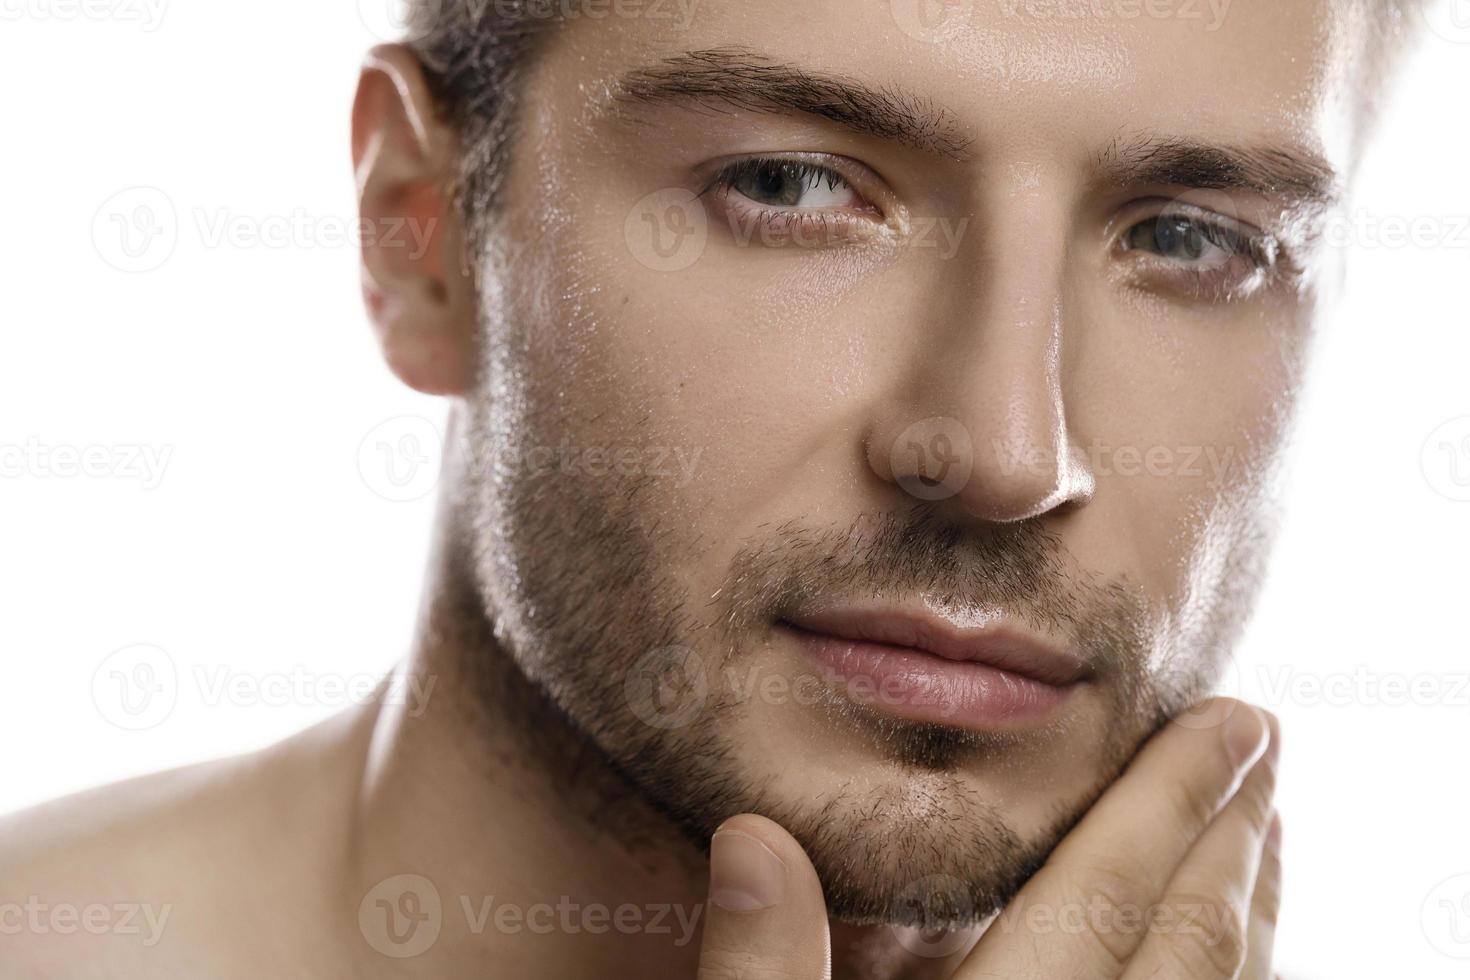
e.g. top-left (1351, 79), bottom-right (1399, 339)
top-left (775, 603), bottom-right (1090, 732)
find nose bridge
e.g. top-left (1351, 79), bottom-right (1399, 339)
top-left (967, 210), bottom-right (1076, 520)
top-left (872, 174), bottom-right (1095, 523)
top-left (968, 189), bottom-right (1067, 416)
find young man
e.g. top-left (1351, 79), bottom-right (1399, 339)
top-left (2, 1), bottom-right (1424, 976)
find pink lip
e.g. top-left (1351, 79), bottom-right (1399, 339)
top-left (778, 605), bottom-right (1088, 730)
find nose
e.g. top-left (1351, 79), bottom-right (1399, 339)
top-left (865, 199), bottom-right (1095, 523)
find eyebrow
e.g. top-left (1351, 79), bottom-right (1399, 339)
top-left (610, 47), bottom-right (975, 159)
top-left (610, 49), bottom-right (1342, 212)
top-left (1095, 133), bottom-right (1341, 211)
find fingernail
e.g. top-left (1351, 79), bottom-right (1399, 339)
top-left (1222, 705), bottom-right (1268, 770)
top-left (710, 830), bottom-right (786, 911)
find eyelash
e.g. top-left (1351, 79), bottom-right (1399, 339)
top-left (696, 157), bottom-right (1293, 300)
top-left (700, 156), bottom-right (883, 243)
top-left (1114, 204), bottom-right (1289, 302)
top-left (702, 158), bottom-right (851, 200)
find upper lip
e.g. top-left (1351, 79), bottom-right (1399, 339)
top-left (780, 604), bottom-right (1090, 687)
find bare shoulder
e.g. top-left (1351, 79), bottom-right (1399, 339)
top-left (0, 708), bottom-right (372, 978)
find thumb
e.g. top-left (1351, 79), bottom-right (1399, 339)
top-left (696, 814), bottom-right (831, 979)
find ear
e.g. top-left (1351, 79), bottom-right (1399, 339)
top-left (352, 44), bottom-right (475, 397)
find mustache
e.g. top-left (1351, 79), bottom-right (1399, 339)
top-left (712, 506), bottom-right (1147, 669)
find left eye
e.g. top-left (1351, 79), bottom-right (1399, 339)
top-left (1122, 211), bottom-right (1262, 268)
top-left (718, 159), bottom-right (862, 209)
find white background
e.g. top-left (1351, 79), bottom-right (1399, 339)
top-left (1, 2), bottom-right (1468, 976)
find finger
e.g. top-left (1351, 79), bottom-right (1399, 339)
top-left (696, 814), bottom-right (831, 980)
top-left (960, 699), bottom-right (1271, 978)
top-left (1121, 721), bottom-right (1279, 980)
top-left (1242, 812), bottom-right (1283, 980)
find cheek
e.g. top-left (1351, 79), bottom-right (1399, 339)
top-left (506, 187), bottom-right (906, 514)
top-left (1069, 295), bottom-right (1310, 616)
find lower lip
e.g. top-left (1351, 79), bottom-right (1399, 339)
top-left (781, 625), bottom-right (1079, 730)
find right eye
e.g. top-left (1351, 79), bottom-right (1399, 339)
top-left (1114, 202), bottom-right (1285, 302)
top-left (1121, 211), bottom-right (1257, 269)
top-left (720, 159), bottom-right (865, 210)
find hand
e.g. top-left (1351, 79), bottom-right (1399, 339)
top-left (694, 698), bottom-right (1282, 979)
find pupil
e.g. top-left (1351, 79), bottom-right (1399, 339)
top-left (1155, 217), bottom-right (1206, 260)
top-left (746, 163), bottom-right (804, 207)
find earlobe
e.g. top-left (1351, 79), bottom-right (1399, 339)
top-left (352, 44), bottom-right (474, 397)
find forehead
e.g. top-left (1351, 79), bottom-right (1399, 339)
top-left (541, 0), bottom-right (1360, 174)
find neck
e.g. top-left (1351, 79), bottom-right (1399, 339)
top-left (343, 496), bottom-right (964, 979)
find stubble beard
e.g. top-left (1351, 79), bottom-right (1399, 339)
top-left (453, 397), bottom-right (1249, 927)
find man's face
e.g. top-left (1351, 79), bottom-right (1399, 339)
top-left (459, 0), bottom-right (1351, 925)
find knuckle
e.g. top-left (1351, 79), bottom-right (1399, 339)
top-left (1069, 858), bottom-right (1155, 913)
top-left (1154, 890), bottom-right (1249, 979)
top-left (1060, 862), bottom-right (1156, 969)
top-left (1160, 772), bottom-right (1220, 841)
